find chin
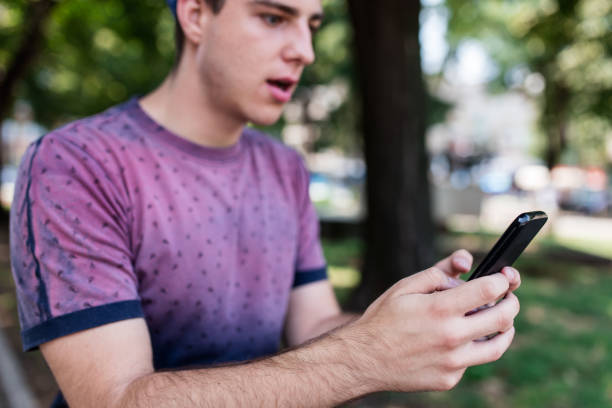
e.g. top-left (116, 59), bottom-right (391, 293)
top-left (246, 106), bottom-right (284, 126)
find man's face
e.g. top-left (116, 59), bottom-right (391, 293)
top-left (194, 0), bottom-right (323, 126)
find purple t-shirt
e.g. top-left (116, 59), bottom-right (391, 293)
top-left (10, 97), bottom-right (327, 369)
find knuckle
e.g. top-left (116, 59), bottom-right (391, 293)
top-left (428, 299), bottom-right (449, 318)
top-left (480, 279), bottom-right (497, 300)
top-left (444, 352), bottom-right (464, 371)
top-left (504, 319), bottom-right (515, 332)
top-left (425, 267), bottom-right (446, 284)
top-left (389, 276), bottom-right (415, 295)
top-left (394, 276), bottom-right (412, 290)
top-left (479, 278), bottom-right (502, 301)
top-left (437, 373), bottom-right (462, 391)
top-left (442, 333), bottom-right (460, 349)
top-left (440, 326), bottom-right (464, 348)
top-left (434, 376), bottom-right (453, 391)
top-left (452, 372), bottom-right (463, 388)
top-left (490, 343), bottom-right (506, 362)
top-left (496, 312), bottom-right (513, 331)
top-left (509, 293), bottom-right (521, 316)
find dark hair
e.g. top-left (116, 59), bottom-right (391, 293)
top-left (173, 0), bottom-right (226, 68)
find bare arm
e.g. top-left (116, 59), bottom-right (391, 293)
top-left (41, 261), bottom-right (521, 407)
top-left (308, 312), bottom-right (359, 337)
top-left (121, 330), bottom-right (371, 407)
top-left (285, 280), bottom-right (359, 346)
top-left (41, 317), bottom-right (372, 408)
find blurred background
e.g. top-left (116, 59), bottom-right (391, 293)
top-left (0, 0), bottom-right (611, 406)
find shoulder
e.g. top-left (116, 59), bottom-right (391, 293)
top-left (23, 100), bottom-right (139, 171)
top-left (39, 99), bottom-right (135, 149)
top-left (15, 101), bottom-right (142, 206)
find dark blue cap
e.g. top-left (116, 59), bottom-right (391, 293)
top-left (167, 0), bottom-right (177, 18)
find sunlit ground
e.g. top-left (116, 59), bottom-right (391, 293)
top-left (324, 229), bottom-right (612, 408)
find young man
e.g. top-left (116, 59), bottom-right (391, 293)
top-left (10, 0), bottom-right (521, 406)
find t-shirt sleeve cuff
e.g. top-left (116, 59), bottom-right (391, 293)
top-left (292, 266), bottom-right (328, 288)
top-left (21, 300), bottom-right (143, 351)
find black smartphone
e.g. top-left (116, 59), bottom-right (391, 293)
top-left (467, 211), bottom-right (548, 281)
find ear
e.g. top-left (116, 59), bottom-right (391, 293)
top-left (176, 0), bottom-right (212, 46)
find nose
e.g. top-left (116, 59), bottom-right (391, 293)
top-left (283, 25), bottom-right (315, 66)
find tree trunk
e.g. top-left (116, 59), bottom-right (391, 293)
top-left (0, 0), bottom-right (58, 168)
top-left (543, 84), bottom-right (570, 169)
top-left (347, 0), bottom-right (434, 310)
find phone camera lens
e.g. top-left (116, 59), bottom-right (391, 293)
top-left (518, 215), bottom-right (530, 224)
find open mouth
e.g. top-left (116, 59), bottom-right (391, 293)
top-left (266, 77), bottom-right (298, 102)
top-left (267, 79), bottom-right (293, 91)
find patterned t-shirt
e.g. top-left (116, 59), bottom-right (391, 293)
top-left (10, 97), bottom-right (327, 370)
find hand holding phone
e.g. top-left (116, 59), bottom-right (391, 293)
top-left (465, 211), bottom-right (547, 326)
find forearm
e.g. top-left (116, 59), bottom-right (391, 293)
top-left (118, 328), bottom-right (374, 408)
top-left (306, 312), bottom-right (360, 341)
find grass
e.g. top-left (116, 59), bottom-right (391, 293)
top-left (451, 256), bottom-right (612, 408)
top-left (323, 233), bottom-right (612, 408)
top-left (552, 236), bottom-right (612, 260)
top-left (322, 237), bottom-right (362, 304)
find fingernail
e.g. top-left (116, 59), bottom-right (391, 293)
top-left (456, 258), bottom-right (470, 270)
top-left (504, 267), bottom-right (516, 280)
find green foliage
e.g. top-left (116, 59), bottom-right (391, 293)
top-left (1, 0), bottom-right (174, 127)
top-left (304, 0), bottom-right (361, 154)
top-left (445, 0), bottom-right (612, 167)
top-left (0, 1), bottom-right (24, 67)
top-left (321, 236), bottom-right (362, 267)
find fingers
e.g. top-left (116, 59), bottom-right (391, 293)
top-left (436, 273), bottom-right (510, 314)
top-left (501, 266), bottom-right (521, 292)
top-left (439, 326), bottom-right (516, 372)
top-left (434, 249), bottom-right (473, 278)
top-left (393, 267), bottom-right (458, 296)
top-left (464, 292), bottom-right (520, 339)
top-left (463, 326), bottom-right (516, 367)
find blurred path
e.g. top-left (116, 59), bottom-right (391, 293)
top-left (553, 214), bottom-right (612, 243)
top-left (0, 322), bottom-right (37, 408)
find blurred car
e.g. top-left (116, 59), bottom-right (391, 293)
top-left (552, 165), bottom-right (609, 215)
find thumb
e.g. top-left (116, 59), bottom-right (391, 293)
top-left (364, 267), bottom-right (460, 316)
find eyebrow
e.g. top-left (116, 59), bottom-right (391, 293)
top-left (250, 0), bottom-right (325, 21)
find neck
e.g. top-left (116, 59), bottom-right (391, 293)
top-left (139, 55), bottom-right (245, 148)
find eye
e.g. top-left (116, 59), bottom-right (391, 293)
top-left (261, 14), bottom-right (285, 26)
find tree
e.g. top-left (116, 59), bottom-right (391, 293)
top-left (0, 1), bottom-right (173, 129)
top-left (347, 0), bottom-right (434, 309)
top-left (445, 0), bottom-right (612, 168)
top-left (0, 0), bottom-right (59, 183)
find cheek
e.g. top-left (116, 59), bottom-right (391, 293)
top-left (199, 36), bottom-right (264, 95)
top-left (208, 21), bottom-right (270, 70)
